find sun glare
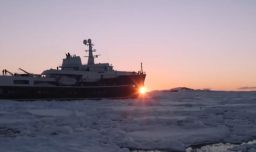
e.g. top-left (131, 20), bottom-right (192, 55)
top-left (139, 87), bottom-right (146, 94)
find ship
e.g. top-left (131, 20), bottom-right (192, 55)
top-left (0, 39), bottom-right (146, 100)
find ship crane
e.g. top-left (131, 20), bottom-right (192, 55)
top-left (4, 69), bottom-right (13, 76)
top-left (19, 68), bottom-right (33, 76)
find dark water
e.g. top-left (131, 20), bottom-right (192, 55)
top-left (131, 140), bottom-right (256, 152)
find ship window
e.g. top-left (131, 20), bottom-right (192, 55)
top-left (14, 80), bottom-right (29, 84)
top-left (0, 89), bottom-right (2, 94)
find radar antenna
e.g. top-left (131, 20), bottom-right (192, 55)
top-left (83, 40), bottom-right (87, 45)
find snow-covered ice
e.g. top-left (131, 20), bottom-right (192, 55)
top-left (0, 91), bottom-right (256, 152)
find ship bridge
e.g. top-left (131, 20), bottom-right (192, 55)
top-left (61, 54), bottom-right (82, 69)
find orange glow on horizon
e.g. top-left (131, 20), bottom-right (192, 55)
top-left (139, 87), bottom-right (147, 94)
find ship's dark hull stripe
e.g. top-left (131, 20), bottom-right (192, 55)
top-left (5, 96), bottom-right (138, 101)
top-left (0, 85), bottom-right (140, 100)
top-left (0, 85), bottom-right (134, 88)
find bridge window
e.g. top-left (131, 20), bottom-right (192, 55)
top-left (14, 80), bottom-right (29, 84)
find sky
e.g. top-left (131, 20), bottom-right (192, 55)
top-left (0, 0), bottom-right (256, 91)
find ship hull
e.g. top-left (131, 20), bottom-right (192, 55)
top-left (0, 85), bottom-right (140, 100)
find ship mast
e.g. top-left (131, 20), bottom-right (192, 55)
top-left (141, 62), bottom-right (143, 73)
top-left (83, 39), bottom-right (94, 65)
top-left (83, 39), bottom-right (101, 65)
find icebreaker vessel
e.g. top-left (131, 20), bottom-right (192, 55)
top-left (0, 39), bottom-right (146, 100)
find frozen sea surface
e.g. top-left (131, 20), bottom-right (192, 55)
top-left (0, 91), bottom-right (256, 152)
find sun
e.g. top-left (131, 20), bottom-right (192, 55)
top-left (139, 87), bottom-right (147, 94)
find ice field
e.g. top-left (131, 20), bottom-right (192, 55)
top-left (1, 90), bottom-right (256, 152)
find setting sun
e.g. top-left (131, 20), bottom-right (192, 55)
top-left (139, 87), bottom-right (146, 94)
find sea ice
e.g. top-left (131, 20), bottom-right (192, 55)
top-left (0, 91), bottom-right (256, 151)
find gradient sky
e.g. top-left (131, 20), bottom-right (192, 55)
top-left (1, 0), bottom-right (256, 91)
